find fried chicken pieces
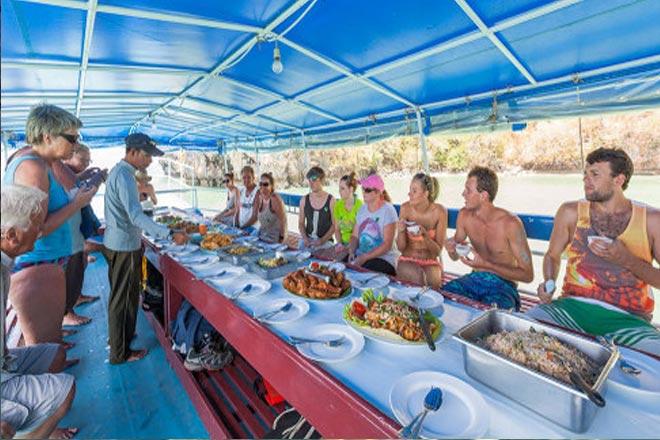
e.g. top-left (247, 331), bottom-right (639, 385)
top-left (283, 267), bottom-right (351, 299)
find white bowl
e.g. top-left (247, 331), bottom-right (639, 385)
top-left (455, 243), bottom-right (471, 257)
top-left (406, 225), bottom-right (421, 234)
top-left (587, 235), bottom-right (613, 245)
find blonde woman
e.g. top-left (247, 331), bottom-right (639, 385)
top-left (2, 104), bottom-right (96, 346)
top-left (396, 173), bottom-right (447, 289)
top-left (135, 169), bottom-right (157, 215)
top-left (213, 172), bottom-right (240, 225)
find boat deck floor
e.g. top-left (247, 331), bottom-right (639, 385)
top-left (58, 250), bottom-right (208, 438)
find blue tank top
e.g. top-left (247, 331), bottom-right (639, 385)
top-left (3, 154), bottom-right (73, 263)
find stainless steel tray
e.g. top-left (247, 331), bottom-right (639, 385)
top-left (244, 252), bottom-right (304, 280)
top-left (453, 310), bottom-right (618, 432)
top-left (216, 243), bottom-right (266, 265)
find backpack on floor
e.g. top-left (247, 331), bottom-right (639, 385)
top-left (169, 300), bottom-right (217, 355)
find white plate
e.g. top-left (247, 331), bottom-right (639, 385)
top-left (607, 347), bottom-right (660, 398)
top-left (216, 277), bottom-right (271, 299)
top-left (163, 244), bottom-right (199, 256)
top-left (176, 253), bottom-right (218, 265)
top-left (204, 266), bottom-right (247, 286)
top-left (346, 272), bottom-right (390, 291)
top-left (389, 286), bottom-right (445, 310)
top-left (293, 323), bottom-right (365, 363)
top-left (253, 298), bottom-right (310, 324)
top-left (189, 261), bottom-right (234, 277)
top-left (389, 371), bottom-right (490, 439)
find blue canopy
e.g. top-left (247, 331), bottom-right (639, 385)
top-left (2, 0), bottom-right (659, 152)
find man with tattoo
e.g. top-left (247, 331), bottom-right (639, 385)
top-left (444, 166), bottom-right (534, 311)
top-left (528, 148), bottom-right (660, 355)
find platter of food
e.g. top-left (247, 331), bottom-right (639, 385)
top-left (343, 290), bottom-right (443, 345)
top-left (217, 243), bottom-right (266, 265)
top-left (282, 263), bottom-right (352, 300)
top-left (389, 371), bottom-right (490, 439)
top-left (199, 233), bottom-right (233, 250)
top-left (246, 252), bottom-right (303, 279)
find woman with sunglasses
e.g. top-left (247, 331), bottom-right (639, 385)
top-left (236, 166), bottom-right (260, 232)
top-left (333, 172), bottom-right (363, 261)
top-left (213, 173), bottom-right (240, 226)
top-left (396, 173), bottom-right (447, 288)
top-left (348, 174), bottom-right (398, 276)
top-left (256, 173), bottom-right (287, 243)
top-left (298, 166), bottom-right (335, 249)
top-left (2, 104), bottom-right (97, 347)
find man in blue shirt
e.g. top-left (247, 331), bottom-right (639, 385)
top-left (103, 133), bottom-right (188, 364)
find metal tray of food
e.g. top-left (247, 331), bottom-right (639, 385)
top-left (453, 310), bottom-right (618, 432)
top-left (244, 252), bottom-right (305, 280)
top-left (216, 243), bottom-right (266, 265)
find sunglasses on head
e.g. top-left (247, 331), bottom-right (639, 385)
top-left (363, 187), bottom-right (377, 193)
top-left (259, 182), bottom-right (270, 187)
top-left (59, 133), bottom-right (80, 145)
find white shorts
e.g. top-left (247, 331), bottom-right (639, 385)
top-left (1, 343), bottom-right (74, 435)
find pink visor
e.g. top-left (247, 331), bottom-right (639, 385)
top-left (358, 174), bottom-right (384, 191)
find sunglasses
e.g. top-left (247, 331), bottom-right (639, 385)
top-left (222, 179), bottom-right (230, 184)
top-left (307, 175), bottom-right (319, 181)
top-left (59, 133), bottom-right (80, 145)
top-left (363, 187), bottom-right (377, 193)
top-left (259, 182), bottom-right (270, 187)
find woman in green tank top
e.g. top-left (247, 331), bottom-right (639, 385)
top-left (333, 172), bottom-right (363, 260)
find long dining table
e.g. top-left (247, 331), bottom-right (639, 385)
top-left (146, 238), bottom-right (660, 439)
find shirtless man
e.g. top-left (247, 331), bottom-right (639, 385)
top-left (443, 166), bottom-right (534, 310)
top-left (528, 148), bottom-right (660, 355)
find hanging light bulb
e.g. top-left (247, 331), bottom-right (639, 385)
top-left (151, 114), bottom-right (157, 130)
top-left (272, 41), bottom-right (283, 74)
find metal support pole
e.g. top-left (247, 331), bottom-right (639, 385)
top-left (254, 138), bottom-right (260, 176)
top-left (578, 117), bottom-right (585, 171)
top-left (301, 130), bottom-right (309, 171)
top-left (415, 107), bottom-right (430, 174)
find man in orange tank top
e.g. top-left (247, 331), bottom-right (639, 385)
top-left (528, 148), bottom-right (660, 355)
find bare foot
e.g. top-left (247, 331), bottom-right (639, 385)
top-left (64, 358), bottom-right (80, 369)
top-left (62, 329), bottom-right (77, 337)
top-left (62, 312), bottom-right (92, 326)
top-left (87, 255), bottom-right (97, 263)
top-left (50, 427), bottom-right (78, 439)
top-left (126, 349), bottom-right (148, 363)
top-left (75, 294), bottom-right (100, 306)
top-left (61, 340), bottom-right (76, 350)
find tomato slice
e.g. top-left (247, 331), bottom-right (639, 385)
top-left (310, 261), bottom-right (320, 270)
top-left (352, 301), bottom-right (366, 316)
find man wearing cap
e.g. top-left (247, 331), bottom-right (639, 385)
top-left (103, 133), bottom-right (188, 364)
